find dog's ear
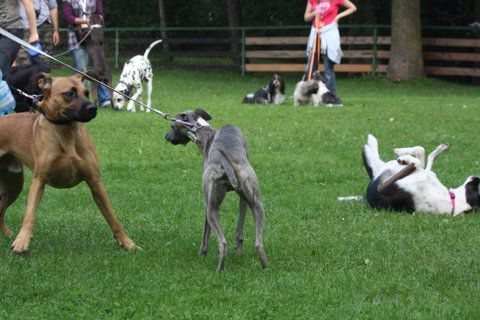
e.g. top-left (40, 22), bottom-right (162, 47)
top-left (194, 109), bottom-right (212, 121)
top-left (34, 72), bottom-right (52, 95)
top-left (465, 176), bottom-right (480, 210)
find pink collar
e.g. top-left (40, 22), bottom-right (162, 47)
top-left (449, 190), bottom-right (456, 215)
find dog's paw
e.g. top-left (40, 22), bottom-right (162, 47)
top-left (11, 230), bottom-right (32, 254)
top-left (199, 246), bottom-right (208, 256)
top-left (116, 235), bottom-right (141, 251)
top-left (437, 143), bottom-right (450, 153)
top-left (397, 155), bottom-right (420, 167)
top-left (234, 239), bottom-right (244, 253)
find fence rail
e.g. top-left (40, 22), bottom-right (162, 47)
top-left (54, 25), bottom-right (480, 77)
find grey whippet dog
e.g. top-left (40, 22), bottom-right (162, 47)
top-left (165, 109), bottom-right (268, 271)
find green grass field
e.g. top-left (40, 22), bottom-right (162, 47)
top-left (1, 70), bottom-right (479, 319)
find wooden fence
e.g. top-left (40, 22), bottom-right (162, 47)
top-left (243, 35), bottom-right (480, 77)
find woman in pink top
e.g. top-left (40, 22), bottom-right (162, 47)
top-left (303, 0), bottom-right (356, 104)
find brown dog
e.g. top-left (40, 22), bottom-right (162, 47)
top-left (0, 73), bottom-right (138, 253)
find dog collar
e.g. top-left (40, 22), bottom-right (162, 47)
top-left (175, 116), bottom-right (211, 143)
top-left (449, 190), bottom-right (456, 216)
top-left (38, 108), bottom-right (72, 126)
top-left (117, 81), bottom-right (132, 95)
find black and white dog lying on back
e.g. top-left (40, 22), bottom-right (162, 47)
top-left (293, 72), bottom-right (342, 107)
top-left (362, 134), bottom-right (480, 215)
top-left (242, 74), bottom-right (285, 105)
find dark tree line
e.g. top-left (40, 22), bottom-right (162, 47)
top-left (101, 0), bottom-right (478, 28)
top-left (94, 0), bottom-right (479, 80)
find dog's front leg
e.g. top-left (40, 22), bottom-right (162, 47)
top-left (86, 179), bottom-right (139, 250)
top-left (127, 89), bottom-right (142, 112)
top-left (11, 177), bottom-right (45, 253)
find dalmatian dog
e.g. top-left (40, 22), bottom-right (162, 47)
top-left (112, 39), bottom-right (162, 112)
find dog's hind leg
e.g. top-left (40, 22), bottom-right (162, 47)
top-left (238, 175), bottom-right (268, 268)
top-left (425, 143), bottom-right (449, 171)
top-left (204, 182), bottom-right (227, 271)
top-left (199, 214), bottom-right (210, 256)
top-left (0, 155), bottom-right (24, 237)
top-left (234, 197), bottom-right (247, 252)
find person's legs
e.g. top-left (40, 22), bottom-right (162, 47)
top-left (72, 46), bottom-right (89, 87)
top-left (303, 27), bottom-right (318, 80)
top-left (15, 33), bottom-right (30, 65)
top-left (37, 23), bottom-right (54, 66)
top-left (72, 46), bottom-right (110, 107)
top-left (0, 29), bottom-right (24, 72)
top-left (322, 54), bottom-right (337, 94)
top-left (97, 82), bottom-right (111, 107)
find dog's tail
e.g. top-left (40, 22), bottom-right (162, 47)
top-left (242, 93), bottom-right (254, 104)
top-left (144, 39), bottom-right (163, 59)
top-left (219, 150), bottom-right (239, 189)
top-left (337, 195), bottom-right (363, 201)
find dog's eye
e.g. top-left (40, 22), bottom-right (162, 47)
top-left (84, 90), bottom-right (90, 98)
top-left (62, 89), bottom-right (77, 101)
top-left (117, 98), bottom-right (122, 103)
top-left (180, 114), bottom-right (188, 121)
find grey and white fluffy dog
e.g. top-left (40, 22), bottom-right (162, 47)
top-left (294, 72), bottom-right (342, 107)
top-left (293, 79), bottom-right (319, 107)
top-left (165, 109), bottom-right (268, 271)
top-left (243, 74), bottom-right (285, 105)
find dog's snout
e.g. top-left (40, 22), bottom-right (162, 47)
top-left (86, 103), bottom-right (97, 112)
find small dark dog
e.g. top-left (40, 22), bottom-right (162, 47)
top-left (243, 74), bottom-right (285, 105)
top-left (293, 79), bottom-right (319, 107)
top-left (311, 72), bottom-right (343, 107)
top-left (165, 109), bottom-right (268, 271)
top-left (294, 72), bottom-right (342, 107)
top-left (3, 61), bottom-right (50, 113)
top-left (77, 14), bottom-right (112, 107)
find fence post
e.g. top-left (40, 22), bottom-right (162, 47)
top-left (241, 28), bottom-right (246, 76)
top-left (115, 29), bottom-right (120, 69)
top-left (372, 27), bottom-right (378, 75)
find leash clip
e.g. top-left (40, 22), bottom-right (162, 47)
top-left (187, 131), bottom-right (198, 143)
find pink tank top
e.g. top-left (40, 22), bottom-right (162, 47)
top-left (308, 0), bottom-right (345, 28)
